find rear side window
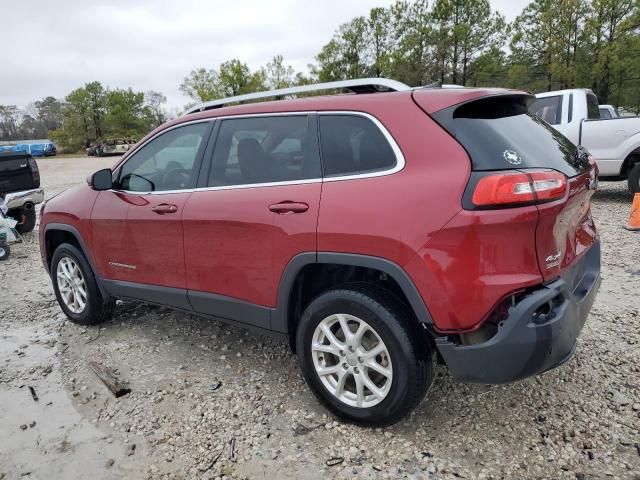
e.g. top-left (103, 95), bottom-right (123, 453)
top-left (433, 95), bottom-right (588, 177)
top-left (587, 93), bottom-right (600, 119)
top-left (529, 95), bottom-right (562, 125)
top-left (208, 115), bottom-right (319, 186)
top-left (599, 108), bottom-right (611, 119)
top-left (319, 115), bottom-right (396, 177)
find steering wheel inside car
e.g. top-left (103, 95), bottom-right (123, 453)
top-left (162, 168), bottom-right (191, 190)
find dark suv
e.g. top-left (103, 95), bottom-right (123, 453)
top-left (39, 79), bottom-right (600, 426)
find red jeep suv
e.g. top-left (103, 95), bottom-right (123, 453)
top-left (40, 79), bottom-right (600, 426)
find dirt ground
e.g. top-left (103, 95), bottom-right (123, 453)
top-left (0, 156), bottom-right (638, 480)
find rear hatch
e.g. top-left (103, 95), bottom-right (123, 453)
top-left (0, 151), bottom-right (40, 197)
top-left (425, 93), bottom-right (598, 282)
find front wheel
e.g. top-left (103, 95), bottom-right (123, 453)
top-left (296, 286), bottom-right (434, 427)
top-left (51, 243), bottom-right (115, 325)
top-left (628, 162), bottom-right (640, 194)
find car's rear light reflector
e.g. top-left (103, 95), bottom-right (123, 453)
top-left (472, 170), bottom-right (566, 207)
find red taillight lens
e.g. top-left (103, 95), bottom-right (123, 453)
top-left (472, 170), bottom-right (566, 207)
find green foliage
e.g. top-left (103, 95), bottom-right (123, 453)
top-left (47, 82), bottom-right (163, 152)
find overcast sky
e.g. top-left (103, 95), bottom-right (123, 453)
top-left (2, 0), bottom-right (530, 111)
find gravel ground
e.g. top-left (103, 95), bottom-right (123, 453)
top-left (0, 156), bottom-right (638, 480)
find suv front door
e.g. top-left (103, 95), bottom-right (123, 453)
top-left (182, 114), bottom-right (322, 329)
top-left (91, 121), bottom-right (212, 304)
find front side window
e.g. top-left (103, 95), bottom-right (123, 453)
top-left (319, 115), bottom-right (397, 177)
top-left (117, 122), bottom-right (209, 192)
top-left (208, 115), bottom-right (319, 186)
top-left (530, 95), bottom-right (563, 125)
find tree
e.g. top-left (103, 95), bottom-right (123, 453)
top-left (264, 55), bottom-right (296, 89)
top-left (0, 105), bottom-right (20, 140)
top-left (316, 17), bottom-right (369, 81)
top-left (145, 90), bottom-right (167, 128)
top-left (179, 68), bottom-right (222, 102)
top-left (218, 59), bottom-right (266, 96)
top-left (34, 96), bottom-right (63, 133)
top-left (586, 0), bottom-right (638, 102)
top-left (104, 88), bottom-right (153, 137)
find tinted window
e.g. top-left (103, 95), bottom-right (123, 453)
top-left (319, 115), bottom-right (396, 177)
top-left (587, 93), bottom-right (600, 119)
top-left (434, 95), bottom-right (587, 177)
top-left (118, 122), bottom-right (209, 192)
top-left (529, 95), bottom-right (562, 125)
top-left (208, 115), bottom-right (319, 186)
top-left (599, 108), bottom-right (612, 119)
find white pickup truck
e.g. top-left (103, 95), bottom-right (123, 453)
top-left (531, 89), bottom-right (640, 193)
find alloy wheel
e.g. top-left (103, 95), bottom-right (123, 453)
top-left (56, 257), bottom-right (87, 314)
top-left (311, 313), bottom-right (393, 408)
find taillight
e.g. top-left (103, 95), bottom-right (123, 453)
top-left (471, 170), bottom-right (566, 207)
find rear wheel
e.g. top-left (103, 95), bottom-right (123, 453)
top-left (0, 242), bottom-right (10, 261)
top-left (51, 243), bottom-right (114, 325)
top-left (10, 205), bottom-right (37, 233)
top-left (296, 286), bottom-right (434, 426)
top-left (628, 162), bottom-right (640, 194)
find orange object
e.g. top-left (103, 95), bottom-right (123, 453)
top-left (625, 193), bottom-right (640, 231)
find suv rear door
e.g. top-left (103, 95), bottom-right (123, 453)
top-left (182, 114), bottom-right (321, 330)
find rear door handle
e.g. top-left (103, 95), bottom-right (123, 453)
top-left (151, 203), bottom-right (178, 214)
top-left (268, 201), bottom-right (309, 214)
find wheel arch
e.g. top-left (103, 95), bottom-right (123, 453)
top-left (273, 252), bottom-right (434, 344)
top-left (44, 223), bottom-right (111, 300)
top-left (621, 148), bottom-right (640, 178)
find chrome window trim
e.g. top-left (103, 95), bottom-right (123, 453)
top-left (110, 111), bottom-right (405, 196)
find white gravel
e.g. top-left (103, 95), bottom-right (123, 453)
top-left (0, 156), bottom-right (638, 479)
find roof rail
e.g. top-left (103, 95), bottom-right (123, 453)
top-left (184, 78), bottom-right (410, 115)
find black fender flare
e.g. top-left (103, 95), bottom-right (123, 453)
top-left (272, 252), bottom-right (433, 333)
top-left (43, 223), bottom-right (110, 299)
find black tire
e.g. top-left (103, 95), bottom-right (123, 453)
top-left (0, 242), bottom-right (10, 261)
top-left (296, 285), bottom-right (434, 427)
top-left (51, 243), bottom-right (115, 325)
top-left (628, 162), bottom-right (640, 194)
top-left (11, 206), bottom-right (37, 234)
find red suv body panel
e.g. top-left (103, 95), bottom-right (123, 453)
top-left (183, 182), bottom-right (321, 310)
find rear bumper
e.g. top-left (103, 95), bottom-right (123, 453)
top-left (436, 240), bottom-right (601, 384)
top-left (4, 188), bottom-right (45, 210)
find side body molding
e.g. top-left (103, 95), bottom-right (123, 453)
top-left (272, 252), bottom-right (434, 333)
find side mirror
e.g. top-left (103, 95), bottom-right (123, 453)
top-left (91, 168), bottom-right (113, 191)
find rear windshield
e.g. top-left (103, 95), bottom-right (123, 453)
top-left (433, 95), bottom-right (588, 177)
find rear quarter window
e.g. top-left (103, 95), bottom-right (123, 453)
top-left (318, 115), bottom-right (397, 177)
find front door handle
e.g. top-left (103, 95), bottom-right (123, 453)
top-left (151, 203), bottom-right (178, 214)
top-left (268, 201), bottom-right (309, 214)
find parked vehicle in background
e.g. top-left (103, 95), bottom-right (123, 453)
top-left (40, 79), bottom-right (601, 426)
top-left (599, 104), bottom-right (619, 119)
top-left (87, 139), bottom-right (137, 157)
top-left (0, 151), bottom-right (43, 233)
top-left (0, 141), bottom-right (57, 157)
top-left (531, 89), bottom-right (640, 192)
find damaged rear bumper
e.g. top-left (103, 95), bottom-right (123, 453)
top-left (436, 240), bottom-right (601, 384)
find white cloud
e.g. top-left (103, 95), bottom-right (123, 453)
top-left (1, 0), bottom-right (529, 110)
